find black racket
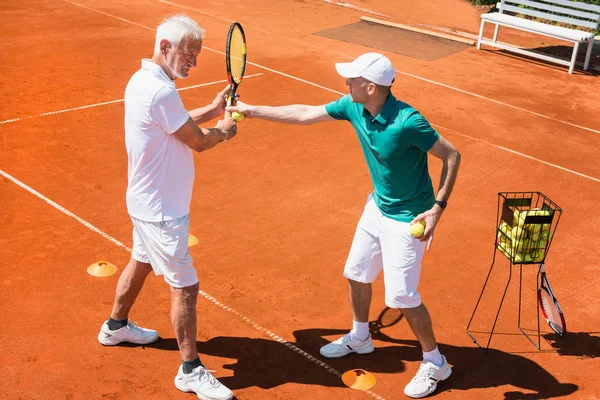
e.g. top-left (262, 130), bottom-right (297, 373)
top-left (225, 22), bottom-right (247, 108)
top-left (538, 263), bottom-right (566, 336)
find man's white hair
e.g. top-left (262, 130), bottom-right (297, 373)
top-left (154, 14), bottom-right (204, 54)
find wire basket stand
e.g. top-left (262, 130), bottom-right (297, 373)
top-left (466, 192), bottom-right (563, 352)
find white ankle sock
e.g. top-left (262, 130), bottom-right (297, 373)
top-left (351, 321), bottom-right (370, 341)
top-left (422, 346), bottom-right (443, 366)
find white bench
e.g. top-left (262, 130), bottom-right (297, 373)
top-left (477, 0), bottom-right (600, 73)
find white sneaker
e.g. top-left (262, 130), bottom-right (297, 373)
top-left (97, 320), bottom-right (159, 346)
top-left (404, 356), bottom-right (452, 398)
top-left (174, 365), bottom-right (233, 400)
top-left (319, 332), bottom-right (374, 358)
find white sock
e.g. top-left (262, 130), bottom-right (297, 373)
top-left (351, 321), bottom-right (370, 341)
top-left (422, 346), bottom-right (443, 366)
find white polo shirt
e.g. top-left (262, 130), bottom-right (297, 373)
top-left (124, 59), bottom-right (193, 222)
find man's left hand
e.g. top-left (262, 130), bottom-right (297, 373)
top-left (213, 84), bottom-right (240, 115)
top-left (411, 204), bottom-right (444, 244)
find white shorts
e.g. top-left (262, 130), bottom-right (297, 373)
top-left (131, 214), bottom-right (198, 288)
top-left (344, 195), bottom-right (427, 309)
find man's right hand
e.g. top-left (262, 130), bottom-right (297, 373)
top-left (226, 101), bottom-right (252, 117)
top-left (216, 117), bottom-right (237, 142)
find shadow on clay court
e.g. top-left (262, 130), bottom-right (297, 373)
top-left (486, 46), bottom-right (600, 76)
top-left (149, 333), bottom-right (406, 390)
top-left (143, 308), bottom-right (579, 398)
top-left (543, 331), bottom-right (600, 358)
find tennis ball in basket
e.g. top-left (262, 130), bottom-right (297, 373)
top-left (409, 220), bottom-right (426, 237)
top-left (540, 229), bottom-right (553, 241)
top-left (512, 238), bottom-right (524, 252)
top-left (532, 250), bottom-right (545, 262)
top-left (530, 224), bottom-right (542, 233)
top-left (499, 222), bottom-right (511, 236)
top-left (231, 111), bottom-right (245, 122)
top-left (499, 241), bottom-right (512, 257)
top-left (513, 210), bottom-right (526, 227)
top-left (511, 226), bottom-right (525, 239)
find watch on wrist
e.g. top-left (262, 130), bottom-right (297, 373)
top-left (435, 200), bottom-right (447, 209)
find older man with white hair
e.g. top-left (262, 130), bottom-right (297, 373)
top-left (97, 14), bottom-right (236, 400)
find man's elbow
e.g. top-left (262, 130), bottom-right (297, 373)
top-left (188, 138), bottom-right (207, 152)
top-left (452, 148), bottom-right (461, 165)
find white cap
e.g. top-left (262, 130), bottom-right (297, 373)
top-left (335, 53), bottom-right (395, 86)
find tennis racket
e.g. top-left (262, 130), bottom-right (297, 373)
top-left (538, 263), bottom-right (566, 336)
top-left (225, 22), bottom-right (247, 108)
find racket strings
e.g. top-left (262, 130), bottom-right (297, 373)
top-left (539, 289), bottom-right (564, 334)
top-left (228, 28), bottom-right (245, 83)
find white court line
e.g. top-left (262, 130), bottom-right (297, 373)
top-left (322, 0), bottom-right (393, 18)
top-left (69, 1), bottom-right (154, 31)
top-left (433, 123), bottom-right (600, 184)
top-left (0, 74), bottom-right (263, 125)
top-left (57, 1), bottom-right (600, 183)
top-left (397, 72), bottom-right (600, 135)
top-left (0, 167), bottom-right (385, 400)
top-left (56, 0), bottom-right (600, 181)
top-left (157, 0), bottom-right (599, 135)
top-left (69, 0), bottom-right (600, 141)
top-left (66, 1), bottom-right (344, 98)
top-left (0, 169), bottom-right (132, 250)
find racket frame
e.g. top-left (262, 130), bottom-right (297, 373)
top-left (225, 22), bottom-right (247, 107)
top-left (537, 263), bottom-right (566, 336)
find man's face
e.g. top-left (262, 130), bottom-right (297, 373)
top-left (165, 36), bottom-right (203, 79)
top-left (346, 77), bottom-right (373, 103)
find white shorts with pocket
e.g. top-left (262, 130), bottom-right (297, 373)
top-left (131, 214), bottom-right (198, 288)
top-left (344, 195), bottom-right (427, 309)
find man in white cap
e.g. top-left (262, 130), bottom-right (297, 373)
top-left (227, 52), bottom-right (461, 398)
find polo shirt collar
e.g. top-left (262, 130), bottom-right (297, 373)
top-left (141, 59), bottom-right (175, 87)
top-left (362, 92), bottom-right (396, 124)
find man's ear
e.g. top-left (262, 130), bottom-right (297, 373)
top-left (367, 83), bottom-right (377, 95)
top-left (160, 39), bottom-right (172, 55)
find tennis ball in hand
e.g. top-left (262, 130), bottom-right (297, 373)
top-left (231, 111), bottom-right (245, 122)
top-left (409, 220), bottom-right (426, 237)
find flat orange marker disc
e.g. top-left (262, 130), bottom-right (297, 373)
top-left (342, 369), bottom-right (376, 391)
top-left (87, 261), bottom-right (117, 277)
top-left (188, 234), bottom-right (199, 247)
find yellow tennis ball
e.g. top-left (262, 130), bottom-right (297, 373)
top-left (532, 250), bottom-right (545, 262)
top-left (231, 111), bottom-right (245, 122)
top-left (409, 220), bottom-right (426, 237)
top-left (511, 226), bottom-right (525, 239)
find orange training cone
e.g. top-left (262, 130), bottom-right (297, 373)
top-left (342, 369), bottom-right (377, 391)
top-left (87, 261), bottom-right (117, 277)
top-left (188, 234), bottom-right (199, 247)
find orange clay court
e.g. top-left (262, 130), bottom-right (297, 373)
top-left (1, 0), bottom-right (600, 399)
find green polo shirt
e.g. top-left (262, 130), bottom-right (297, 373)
top-left (325, 93), bottom-right (439, 222)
